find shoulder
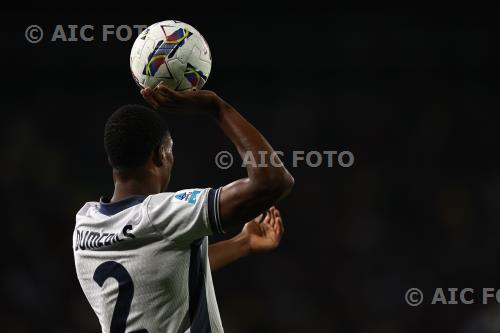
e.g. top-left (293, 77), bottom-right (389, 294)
top-left (76, 201), bottom-right (100, 218)
top-left (147, 188), bottom-right (211, 209)
top-left (146, 188), bottom-right (218, 229)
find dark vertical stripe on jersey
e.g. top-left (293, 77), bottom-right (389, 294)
top-left (207, 188), bottom-right (224, 234)
top-left (188, 238), bottom-right (211, 333)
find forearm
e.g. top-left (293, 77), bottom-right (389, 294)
top-left (214, 98), bottom-right (293, 189)
top-left (209, 97), bottom-right (294, 227)
top-left (208, 234), bottom-right (250, 272)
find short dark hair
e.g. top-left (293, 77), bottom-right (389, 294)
top-left (104, 105), bottom-right (169, 169)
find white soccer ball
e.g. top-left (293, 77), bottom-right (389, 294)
top-left (130, 20), bottom-right (212, 91)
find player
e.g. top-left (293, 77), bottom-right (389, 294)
top-left (73, 84), bottom-right (294, 333)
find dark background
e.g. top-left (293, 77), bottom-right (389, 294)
top-left (2, 8), bottom-right (500, 333)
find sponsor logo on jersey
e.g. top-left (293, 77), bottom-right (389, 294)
top-left (174, 190), bottom-right (200, 204)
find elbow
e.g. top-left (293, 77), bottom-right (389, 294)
top-left (280, 172), bottom-right (295, 195)
top-left (255, 171), bottom-right (295, 201)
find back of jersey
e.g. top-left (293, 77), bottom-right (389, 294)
top-left (73, 187), bottom-right (225, 333)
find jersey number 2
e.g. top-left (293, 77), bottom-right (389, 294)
top-left (93, 261), bottom-right (149, 333)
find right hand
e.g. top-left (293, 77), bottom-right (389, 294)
top-left (140, 83), bottom-right (221, 115)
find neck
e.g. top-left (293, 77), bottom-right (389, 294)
top-left (110, 168), bottom-right (166, 202)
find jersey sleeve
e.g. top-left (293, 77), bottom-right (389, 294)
top-left (146, 187), bottom-right (224, 245)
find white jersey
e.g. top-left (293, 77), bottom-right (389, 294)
top-left (73, 187), bottom-right (225, 333)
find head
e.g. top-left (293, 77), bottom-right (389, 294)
top-left (104, 105), bottom-right (173, 191)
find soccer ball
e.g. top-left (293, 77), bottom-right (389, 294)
top-left (130, 20), bottom-right (212, 91)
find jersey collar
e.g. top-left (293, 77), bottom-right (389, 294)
top-left (98, 195), bottom-right (146, 216)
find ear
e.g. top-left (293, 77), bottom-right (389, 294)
top-left (152, 144), bottom-right (166, 167)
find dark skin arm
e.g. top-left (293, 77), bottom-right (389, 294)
top-left (141, 85), bottom-right (294, 230)
top-left (208, 207), bottom-right (283, 271)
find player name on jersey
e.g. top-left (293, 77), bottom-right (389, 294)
top-left (74, 224), bottom-right (136, 251)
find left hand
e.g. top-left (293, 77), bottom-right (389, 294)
top-left (239, 206), bottom-right (284, 254)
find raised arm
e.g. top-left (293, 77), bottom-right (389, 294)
top-left (141, 85), bottom-right (294, 230)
